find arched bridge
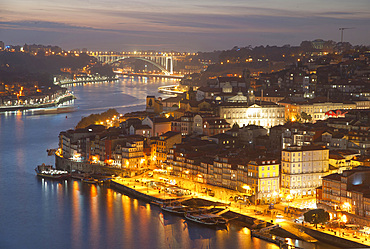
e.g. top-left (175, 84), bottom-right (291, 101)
top-left (91, 53), bottom-right (184, 75)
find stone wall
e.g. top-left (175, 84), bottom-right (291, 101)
top-left (301, 226), bottom-right (368, 248)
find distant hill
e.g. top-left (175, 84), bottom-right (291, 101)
top-left (0, 51), bottom-right (96, 86)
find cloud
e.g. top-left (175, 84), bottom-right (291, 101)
top-left (1, 1), bottom-right (369, 51)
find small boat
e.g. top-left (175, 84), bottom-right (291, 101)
top-left (185, 212), bottom-right (227, 226)
top-left (161, 203), bottom-right (192, 215)
top-left (35, 163), bottom-right (70, 180)
top-left (82, 177), bottom-right (99, 184)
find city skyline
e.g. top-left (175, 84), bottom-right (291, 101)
top-left (1, 0), bottom-right (369, 51)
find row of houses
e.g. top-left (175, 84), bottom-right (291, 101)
top-left (166, 138), bottom-right (330, 203)
top-left (318, 166), bottom-right (370, 226)
top-left (58, 123), bottom-right (182, 170)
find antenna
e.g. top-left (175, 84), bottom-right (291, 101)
top-left (339, 27), bottom-right (355, 43)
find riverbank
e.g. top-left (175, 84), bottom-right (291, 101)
top-left (56, 76), bottom-right (119, 85)
top-left (0, 93), bottom-right (75, 113)
top-left (111, 176), bottom-right (370, 248)
top-left (57, 151), bottom-right (370, 248)
top-left (109, 177), bottom-right (314, 247)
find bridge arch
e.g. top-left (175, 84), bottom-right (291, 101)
top-left (105, 56), bottom-right (171, 75)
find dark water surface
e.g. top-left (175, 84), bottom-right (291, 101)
top-left (0, 77), bottom-right (338, 249)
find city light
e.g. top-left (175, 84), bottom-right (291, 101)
top-left (342, 202), bottom-right (351, 212)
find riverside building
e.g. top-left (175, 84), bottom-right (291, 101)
top-left (281, 145), bottom-right (329, 197)
top-left (247, 159), bottom-right (280, 204)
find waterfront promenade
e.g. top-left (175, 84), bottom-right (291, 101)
top-left (0, 91), bottom-right (75, 112)
top-left (110, 172), bottom-right (370, 248)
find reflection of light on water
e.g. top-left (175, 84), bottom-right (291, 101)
top-left (106, 188), bottom-right (114, 236)
top-left (146, 203), bottom-right (151, 216)
top-left (71, 181), bottom-right (82, 249)
top-left (122, 195), bottom-right (133, 247)
top-left (133, 199), bottom-right (138, 211)
top-left (90, 184), bottom-right (100, 248)
top-left (43, 179), bottom-right (47, 192)
top-left (242, 227), bottom-right (250, 235)
top-left (90, 184), bottom-right (97, 197)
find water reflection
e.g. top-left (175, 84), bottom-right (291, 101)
top-left (90, 184), bottom-right (100, 249)
top-left (1, 77), bottom-right (339, 249)
top-left (35, 175), bottom-right (337, 249)
top-left (72, 180), bottom-right (82, 249)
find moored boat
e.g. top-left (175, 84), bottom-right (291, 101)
top-left (82, 177), bottom-right (99, 184)
top-left (35, 163), bottom-right (70, 180)
top-left (184, 212), bottom-right (227, 226)
top-left (161, 203), bottom-right (192, 215)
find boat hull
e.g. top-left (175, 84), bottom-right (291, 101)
top-left (35, 164), bottom-right (70, 180)
top-left (82, 178), bottom-right (99, 184)
top-left (185, 214), bottom-right (218, 226)
top-left (36, 172), bottom-right (70, 180)
top-left (161, 206), bottom-right (190, 215)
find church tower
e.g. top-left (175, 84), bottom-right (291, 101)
top-left (243, 68), bottom-right (255, 105)
top-left (242, 68), bottom-right (251, 89)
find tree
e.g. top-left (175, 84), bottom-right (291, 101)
top-left (304, 209), bottom-right (329, 228)
top-left (284, 116), bottom-right (291, 124)
top-left (301, 112), bottom-right (312, 122)
top-left (76, 108), bottom-right (119, 128)
top-left (294, 113), bottom-right (302, 123)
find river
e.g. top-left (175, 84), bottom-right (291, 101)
top-left (0, 76), bottom-right (338, 249)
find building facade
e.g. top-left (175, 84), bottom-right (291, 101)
top-left (218, 102), bottom-right (285, 129)
top-left (247, 159), bottom-right (280, 204)
top-left (281, 145), bottom-right (329, 197)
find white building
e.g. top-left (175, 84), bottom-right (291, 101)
top-left (281, 145), bottom-right (329, 197)
top-left (218, 101), bottom-right (285, 129)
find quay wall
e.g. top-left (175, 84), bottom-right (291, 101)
top-left (110, 181), bottom-right (165, 205)
top-left (300, 226), bottom-right (368, 248)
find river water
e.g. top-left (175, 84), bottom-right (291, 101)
top-left (0, 76), bottom-right (338, 249)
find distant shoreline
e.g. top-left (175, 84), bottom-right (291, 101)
top-left (56, 76), bottom-right (119, 86)
top-left (0, 93), bottom-right (75, 113)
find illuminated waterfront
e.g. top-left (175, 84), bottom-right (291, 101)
top-left (0, 76), bottom-right (337, 249)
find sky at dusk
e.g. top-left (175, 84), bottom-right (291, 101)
top-left (1, 0), bottom-right (369, 51)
